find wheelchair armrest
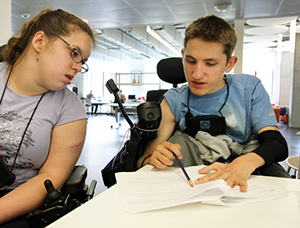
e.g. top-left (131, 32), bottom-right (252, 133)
top-left (61, 165), bottom-right (87, 195)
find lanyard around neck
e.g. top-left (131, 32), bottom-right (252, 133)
top-left (0, 64), bottom-right (46, 172)
top-left (187, 76), bottom-right (229, 117)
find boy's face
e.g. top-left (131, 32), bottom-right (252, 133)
top-left (182, 38), bottom-right (236, 96)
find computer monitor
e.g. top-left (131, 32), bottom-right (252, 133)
top-left (128, 95), bottom-right (136, 100)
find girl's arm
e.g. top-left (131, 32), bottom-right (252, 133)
top-left (0, 119), bottom-right (87, 224)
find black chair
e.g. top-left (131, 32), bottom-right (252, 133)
top-left (146, 89), bottom-right (168, 103)
top-left (156, 57), bottom-right (186, 87)
top-left (146, 57), bottom-right (186, 103)
top-left (280, 107), bottom-right (287, 115)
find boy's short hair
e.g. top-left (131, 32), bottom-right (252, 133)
top-left (184, 15), bottom-right (237, 62)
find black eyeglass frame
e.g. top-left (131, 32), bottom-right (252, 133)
top-left (50, 32), bottom-right (89, 73)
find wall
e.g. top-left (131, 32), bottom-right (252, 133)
top-left (0, 0), bottom-right (11, 46)
top-left (242, 50), bottom-right (278, 103)
top-left (280, 52), bottom-right (293, 107)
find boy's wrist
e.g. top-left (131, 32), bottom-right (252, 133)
top-left (138, 154), bottom-right (152, 168)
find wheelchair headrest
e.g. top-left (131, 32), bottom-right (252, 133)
top-left (156, 57), bottom-right (186, 86)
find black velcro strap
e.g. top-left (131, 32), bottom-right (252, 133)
top-left (253, 130), bottom-right (288, 167)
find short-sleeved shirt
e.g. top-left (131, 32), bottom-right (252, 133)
top-left (164, 74), bottom-right (278, 143)
top-left (0, 62), bottom-right (87, 189)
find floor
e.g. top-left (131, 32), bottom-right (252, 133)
top-left (77, 114), bottom-right (300, 197)
top-left (77, 113), bottom-right (135, 196)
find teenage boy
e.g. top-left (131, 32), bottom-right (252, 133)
top-left (138, 15), bottom-right (290, 192)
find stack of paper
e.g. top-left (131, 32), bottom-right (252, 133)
top-left (116, 165), bottom-right (287, 213)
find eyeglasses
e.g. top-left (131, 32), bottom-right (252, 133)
top-left (51, 32), bottom-right (89, 73)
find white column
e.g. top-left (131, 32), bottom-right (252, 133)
top-left (289, 33), bottom-right (300, 127)
top-left (0, 0), bottom-right (11, 45)
top-left (273, 34), bottom-right (282, 104)
top-left (234, 19), bottom-right (244, 74)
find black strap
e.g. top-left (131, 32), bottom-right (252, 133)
top-left (0, 63), bottom-right (47, 171)
top-left (125, 127), bottom-right (142, 171)
top-left (186, 76), bottom-right (229, 117)
top-left (11, 93), bottom-right (46, 171)
top-left (0, 64), bottom-right (14, 106)
top-left (218, 78), bottom-right (229, 116)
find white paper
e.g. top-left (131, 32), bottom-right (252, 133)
top-left (116, 165), bottom-right (287, 213)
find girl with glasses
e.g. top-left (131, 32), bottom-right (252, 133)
top-left (0, 8), bottom-right (94, 227)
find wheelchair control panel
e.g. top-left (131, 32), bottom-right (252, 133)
top-left (27, 165), bottom-right (97, 228)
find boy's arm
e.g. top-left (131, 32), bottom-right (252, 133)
top-left (196, 126), bottom-right (286, 192)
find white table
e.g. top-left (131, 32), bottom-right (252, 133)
top-left (91, 100), bottom-right (111, 114)
top-left (48, 167), bottom-right (300, 228)
top-left (103, 102), bottom-right (142, 127)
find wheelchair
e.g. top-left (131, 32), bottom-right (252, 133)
top-left (101, 59), bottom-right (186, 188)
top-left (101, 79), bottom-right (162, 188)
top-left (26, 165), bottom-right (97, 228)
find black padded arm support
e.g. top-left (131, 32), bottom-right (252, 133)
top-left (253, 130), bottom-right (288, 168)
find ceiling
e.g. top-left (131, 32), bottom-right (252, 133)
top-left (10, 0), bottom-right (300, 63)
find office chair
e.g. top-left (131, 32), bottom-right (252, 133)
top-left (82, 97), bottom-right (92, 114)
top-left (285, 155), bottom-right (300, 179)
top-left (279, 106), bottom-right (289, 124)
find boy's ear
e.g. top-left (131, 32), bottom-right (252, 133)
top-left (31, 31), bottom-right (46, 53)
top-left (225, 56), bottom-right (238, 73)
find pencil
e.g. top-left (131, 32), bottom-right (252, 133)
top-left (172, 152), bottom-right (194, 187)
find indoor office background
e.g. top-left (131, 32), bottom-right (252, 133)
top-left (1, 0), bottom-right (300, 196)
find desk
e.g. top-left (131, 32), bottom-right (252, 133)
top-left (91, 100), bottom-right (111, 114)
top-left (48, 167), bottom-right (300, 228)
top-left (103, 102), bottom-right (142, 127)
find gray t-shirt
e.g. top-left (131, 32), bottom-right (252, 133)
top-left (0, 62), bottom-right (87, 189)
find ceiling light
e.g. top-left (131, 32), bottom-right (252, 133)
top-left (245, 26), bottom-right (288, 35)
top-left (80, 18), bottom-right (88, 24)
top-left (244, 35), bottom-right (281, 42)
top-left (246, 16), bottom-right (298, 26)
top-left (214, 3), bottom-right (232, 12)
top-left (20, 13), bottom-right (31, 19)
top-left (146, 26), bottom-right (181, 55)
top-left (95, 29), bottom-right (103, 35)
